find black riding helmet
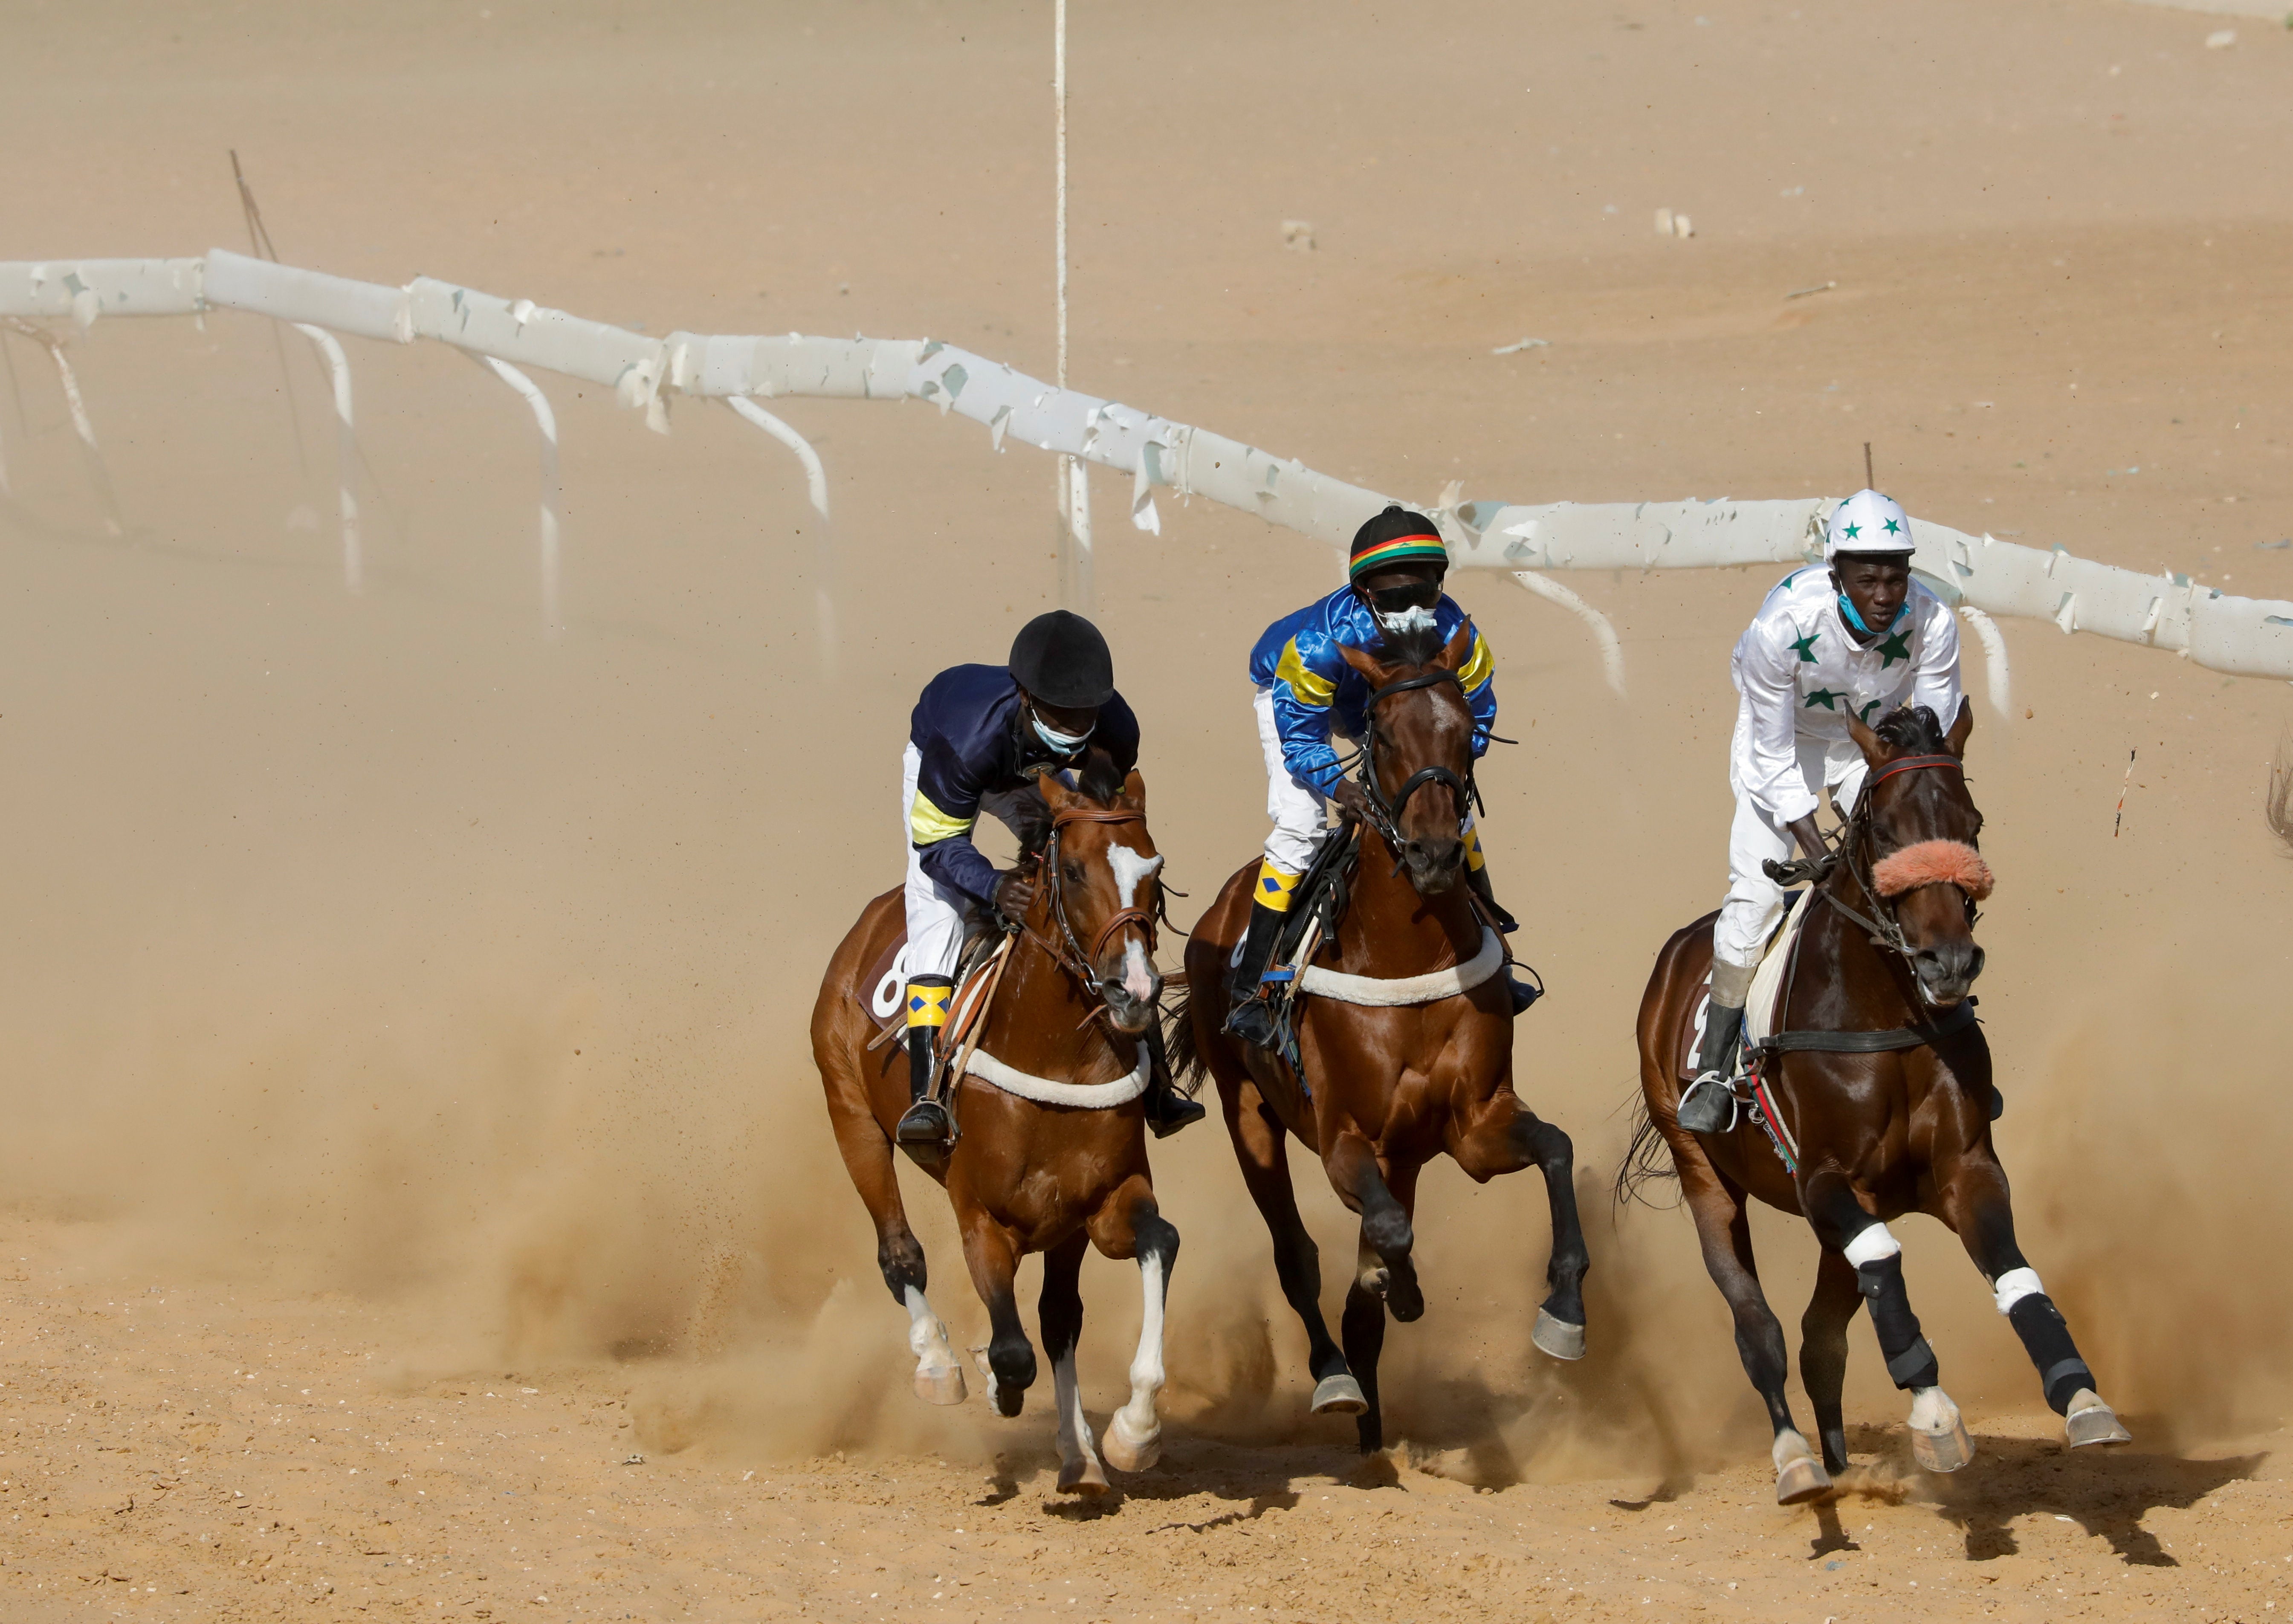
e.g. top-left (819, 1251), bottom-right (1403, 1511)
top-left (1008, 610), bottom-right (1115, 709)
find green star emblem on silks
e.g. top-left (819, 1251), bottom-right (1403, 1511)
top-left (1883, 517), bottom-right (1902, 536)
top-left (1790, 631), bottom-right (1820, 663)
top-left (1841, 522), bottom-right (1862, 540)
top-left (1804, 688), bottom-right (1844, 711)
top-left (1856, 698), bottom-right (1884, 723)
top-left (1876, 627), bottom-right (1912, 667)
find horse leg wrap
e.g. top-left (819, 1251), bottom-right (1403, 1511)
top-left (1845, 1225), bottom-right (1940, 1392)
top-left (1998, 1277), bottom-right (2093, 1416)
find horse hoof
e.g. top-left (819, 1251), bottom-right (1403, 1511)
top-left (1102, 1413), bottom-right (1161, 1473)
top-left (1532, 1307), bottom-right (1587, 1362)
top-left (1775, 1456), bottom-right (1832, 1505)
top-left (1311, 1373), bottom-right (1368, 1415)
top-left (912, 1364), bottom-right (967, 1407)
top-left (1056, 1454), bottom-right (1110, 1496)
top-left (2064, 1390), bottom-right (2133, 1449)
top-left (1911, 1414), bottom-right (1975, 1474)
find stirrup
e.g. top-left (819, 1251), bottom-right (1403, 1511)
top-left (1676, 1071), bottom-right (1740, 1135)
top-left (895, 1097), bottom-right (953, 1146)
top-left (1144, 1086), bottom-right (1207, 1138)
top-left (1223, 994), bottom-right (1281, 1051)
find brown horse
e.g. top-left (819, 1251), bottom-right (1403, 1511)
top-left (813, 753), bottom-right (1179, 1494)
top-left (1172, 619), bottom-right (1589, 1453)
top-left (1627, 700), bottom-right (2131, 1505)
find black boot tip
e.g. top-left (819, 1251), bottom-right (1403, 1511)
top-left (1147, 1097), bottom-right (1208, 1138)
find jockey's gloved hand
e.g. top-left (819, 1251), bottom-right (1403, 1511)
top-left (1330, 780), bottom-right (1374, 824)
top-left (1762, 854), bottom-right (1835, 887)
top-left (992, 868), bottom-right (1036, 924)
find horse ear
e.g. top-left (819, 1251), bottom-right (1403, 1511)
top-left (1120, 769), bottom-right (1147, 812)
top-left (1338, 642), bottom-right (1396, 687)
top-left (1845, 709), bottom-right (1889, 766)
top-left (1945, 695), bottom-right (1975, 758)
top-left (1034, 766), bottom-right (1075, 810)
top-left (1431, 617), bottom-right (1474, 673)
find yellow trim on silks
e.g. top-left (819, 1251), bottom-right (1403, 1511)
top-left (1255, 861), bottom-right (1304, 912)
top-left (908, 790), bottom-right (976, 847)
top-left (1273, 639), bottom-right (1335, 708)
top-left (1457, 627), bottom-right (1496, 693)
top-left (1464, 822), bottom-right (1487, 872)
top-left (904, 980), bottom-right (953, 1028)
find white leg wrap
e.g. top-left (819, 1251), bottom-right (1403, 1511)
top-left (1842, 1222), bottom-right (1901, 1269)
top-left (1992, 1267), bottom-right (2044, 1314)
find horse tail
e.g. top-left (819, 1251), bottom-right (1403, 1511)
top-left (1161, 987), bottom-right (1207, 1100)
top-left (1613, 1089), bottom-right (1682, 1210)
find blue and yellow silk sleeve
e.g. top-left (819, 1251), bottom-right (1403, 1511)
top-left (1458, 623), bottom-right (1498, 758)
top-left (1268, 633), bottom-right (1347, 794)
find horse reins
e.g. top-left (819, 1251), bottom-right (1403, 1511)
top-left (1349, 668), bottom-right (1497, 859)
top-left (1025, 805), bottom-right (1163, 1018)
top-left (1825, 754), bottom-right (1975, 964)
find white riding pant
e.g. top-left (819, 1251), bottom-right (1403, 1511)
top-left (1255, 685), bottom-right (1332, 875)
top-left (1715, 714), bottom-right (1870, 972)
top-left (900, 742), bottom-right (969, 981)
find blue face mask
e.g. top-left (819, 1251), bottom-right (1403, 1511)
top-left (1836, 588), bottom-right (1905, 637)
top-left (1032, 712), bottom-right (1095, 756)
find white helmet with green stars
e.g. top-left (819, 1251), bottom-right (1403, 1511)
top-left (1823, 488), bottom-right (1914, 560)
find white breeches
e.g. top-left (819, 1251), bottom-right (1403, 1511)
top-left (1715, 712), bottom-right (1870, 973)
top-left (1256, 685), bottom-right (1333, 875)
top-left (900, 742), bottom-right (968, 981)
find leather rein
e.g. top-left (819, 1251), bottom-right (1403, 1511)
top-left (1346, 668), bottom-right (1495, 857)
top-left (1023, 804), bottom-right (1167, 1015)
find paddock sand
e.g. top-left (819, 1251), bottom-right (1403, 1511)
top-left (1, 1), bottom-right (2290, 1619)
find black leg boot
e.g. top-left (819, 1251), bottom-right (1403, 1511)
top-left (1222, 899), bottom-right (1288, 1051)
top-left (1677, 1000), bottom-right (1745, 1135)
top-left (1140, 1019), bottom-right (1206, 1138)
top-left (894, 976), bottom-right (954, 1151)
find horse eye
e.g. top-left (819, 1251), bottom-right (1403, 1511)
top-left (1062, 863), bottom-right (1085, 883)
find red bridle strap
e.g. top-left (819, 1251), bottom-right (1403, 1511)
top-left (1867, 753), bottom-right (1963, 791)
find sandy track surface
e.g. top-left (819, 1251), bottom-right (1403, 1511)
top-left (4, 1), bottom-right (2293, 1620)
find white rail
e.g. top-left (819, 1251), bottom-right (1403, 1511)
top-left (4, 251), bottom-right (2290, 696)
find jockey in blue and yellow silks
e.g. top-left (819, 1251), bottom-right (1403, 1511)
top-left (1224, 505), bottom-right (1532, 1050)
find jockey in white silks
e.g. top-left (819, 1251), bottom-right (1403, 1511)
top-left (1674, 489), bottom-right (1966, 1135)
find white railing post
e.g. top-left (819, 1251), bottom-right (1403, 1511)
top-left (472, 354), bottom-right (562, 635)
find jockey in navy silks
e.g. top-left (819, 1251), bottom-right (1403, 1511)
top-left (1224, 505), bottom-right (1538, 1051)
top-left (895, 610), bottom-right (1205, 1147)
top-left (1674, 489), bottom-right (1967, 1135)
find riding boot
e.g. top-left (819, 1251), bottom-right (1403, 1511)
top-left (1139, 1019), bottom-right (1206, 1138)
top-left (1678, 958), bottom-right (1755, 1135)
top-left (1222, 897), bottom-right (1288, 1051)
top-left (1463, 862), bottom-right (1539, 1015)
top-left (894, 976), bottom-right (955, 1149)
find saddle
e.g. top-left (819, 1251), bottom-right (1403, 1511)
top-left (856, 909), bottom-right (1005, 1050)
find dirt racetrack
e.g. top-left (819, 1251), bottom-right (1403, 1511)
top-left (3, 1), bottom-right (2292, 1619)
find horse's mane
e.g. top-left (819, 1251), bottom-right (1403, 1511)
top-left (1381, 620), bottom-right (1446, 670)
top-left (1874, 704), bottom-right (1946, 754)
top-left (1074, 745), bottom-right (1127, 806)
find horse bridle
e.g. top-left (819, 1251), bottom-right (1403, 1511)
top-left (1351, 669), bottom-right (1483, 853)
top-left (1820, 753), bottom-right (1977, 964)
top-left (1031, 804), bottom-right (1163, 998)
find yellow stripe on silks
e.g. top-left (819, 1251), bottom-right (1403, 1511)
top-left (905, 981), bottom-right (953, 1028)
top-left (1464, 822), bottom-right (1487, 872)
top-left (1255, 861), bottom-right (1304, 912)
top-left (1274, 639), bottom-right (1336, 708)
top-left (1457, 627), bottom-right (1496, 693)
top-left (908, 790), bottom-right (976, 847)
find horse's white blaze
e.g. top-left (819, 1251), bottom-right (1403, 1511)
top-left (1108, 1252), bottom-right (1167, 1459)
top-left (1051, 1346), bottom-right (1101, 1477)
top-left (1121, 938), bottom-right (1155, 1003)
top-left (905, 1286), bottom-right (959, 1377)
top-left (1106, 842), bottom-right (1162, 909)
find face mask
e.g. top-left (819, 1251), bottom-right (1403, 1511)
top-left (1031, 712), bottom-right (1094, 755)
top-left (1375, 604), bottom-right (1439, 638)
top-left (1835, 592), bottom-right (1905, 637)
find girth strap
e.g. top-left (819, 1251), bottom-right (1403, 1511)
top-left (1753, 996), bottom-right (1979, 1057)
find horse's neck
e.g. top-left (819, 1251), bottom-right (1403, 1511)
top-left (979, 923), bottom-right (1125, 1075)
top-left (1329, 828), bottom-right (1480, 976)
top-left (1795, 871), bottom-right (1920, 1027)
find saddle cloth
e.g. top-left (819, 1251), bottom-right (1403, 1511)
top-left (1678, 891), bottom-right (1814, 1080)
top-left (856, 921), bottom-right (1001, 1045)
